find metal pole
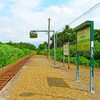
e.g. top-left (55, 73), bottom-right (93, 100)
top-left (63, 46), bottom-right (65, 67)
top-left (76, 51), bottom-right (79, 82)
top-left (56, 31), bottom-right (57, 48)
top-left (48, 18), bottom-right (51, 58)
top-left (54, 31), bottom-right (56, 67)
top-left (90, 21), bottom-right (94, 93)
top-left (68, 42), bottom-right (70, 69)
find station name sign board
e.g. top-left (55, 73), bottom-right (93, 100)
top-left (63, 43), bottom-right (69, 56)
top-left (30, 31), bottom-right (37, 38)
top-left (77, 26), bottom-right (90, 51)
top-left (74, 21), bottom-right (93, 51)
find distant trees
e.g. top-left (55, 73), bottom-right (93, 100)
top-left (37, 26), bottom-right (100, 67)
top-left (37, 42), bottom-right (48, 50)
top-left (0, 44), bottom-right (34, 67)
top-left (6, 41), bottom-right (36, 50)
top-left (50, 25), bottom-right (76, 48)
top-left (0, 41), bottom-right (37, 68)
top-left (37, 42), bottom-right (48, 55)
top-left (50, 26), bottom-right (100, 48)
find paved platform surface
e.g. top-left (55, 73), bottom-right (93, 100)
top-left (1, 55), bottom-right (100, 100)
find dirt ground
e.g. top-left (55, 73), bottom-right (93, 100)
top-left (0, 55), bottom-right (100, 100)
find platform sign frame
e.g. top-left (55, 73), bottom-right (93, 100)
top-left (74, 21), bottom-right (94, 93)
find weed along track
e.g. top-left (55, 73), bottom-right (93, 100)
top-left (0, 54), bottom-right (33, 91)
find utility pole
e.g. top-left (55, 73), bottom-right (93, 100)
top-left (48, 18), bottom-right (51, 58)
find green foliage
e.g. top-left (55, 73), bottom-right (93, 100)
top-left (37, 28), bottom-right (100, 68)
top-left (0, 44), bottom-right (34, 68)
top-left (37, 49), bottom-right (47, 55)
top-left (94, 41), bottom-right (100, 59)
top-left (79, 56), bottom-right (90, 66)
top-left (70, 57), bottom-right (76, 63)
top-left (37, 42), bottom-right (48, 55)
top-left (69, 44), bottom-right (76, 57)
top-left (37, 42), bottom-right (48, 50)
top-left (37, 41), bottom-right (100, 67)
top-left (56, 48), bottom-right (63, 61)
top-left (50, 25), bottom-right (76, 48)
top-left (95, 60), bottom-right (100, 67)
top-left (7, 41), bottom-right (36, 50)
top-left (0, 44), bottom-right (24, 67)
top-left (94, 29), bottom-right (100, 42)
top-left (21, 49), bottom-right (35, 55)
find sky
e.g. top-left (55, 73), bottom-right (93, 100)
top-left (0, 0), bottom-right (100, 47)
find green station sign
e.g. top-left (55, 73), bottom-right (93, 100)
top-left (74, 21), bottom-right (93, 51)
top-left (77, 26), bottom-right (90, 51)
top-left (30, 32), bottom-right (37, 38)
top-left (74, 20), bottom-right (94, 93)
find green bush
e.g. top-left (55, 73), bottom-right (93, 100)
top-left (37, 49), bottom-right (47, 55)
top-left (69, 44), bottom-right (76, 57)
top-left (21, 49), bottom-right (35, 55)
top-left (95, 60), bottom-right (100, 67)
top-left (70, 57), bottom-right (76, 63)
top-left (79, 56), bottom-right (90, 66)
top-left (37, 41), bottom-right (100, 68)
top-left (0, 44), bottom-right (34, 68)
top-left (94, 41), bottom-right (100, 59)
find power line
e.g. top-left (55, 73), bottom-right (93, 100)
top-left (68, 2), bottom-right (100, 25)
top-left (57, 2), bottom-right (100, 32)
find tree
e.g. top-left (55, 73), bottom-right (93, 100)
top-left (50, 25), bottom-right (76, 48)
top-left (7, 42), bottom-right (36, 50)
top-left (94, 29), bottom-right (100, 42)
top-left (37, 42), bottom-right (48, 50)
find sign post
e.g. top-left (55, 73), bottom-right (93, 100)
top-left (76, 51), bottom-right (79, 82)
top-left (90, 21), bottom-right (94, 93)
top-left (74, 21), bottom-right (94, 93)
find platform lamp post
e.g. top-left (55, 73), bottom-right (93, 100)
top-left (29, 30), bottom-right (57, 68)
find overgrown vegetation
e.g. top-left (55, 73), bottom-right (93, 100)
top-left (37, 27), bottom-right (100, 68)
top-left (0, 42), bottom-right (36, 68)
top-left (0, 27), bottom-right (99, 68)
top-left (6, 41), bottom-right (36, 50)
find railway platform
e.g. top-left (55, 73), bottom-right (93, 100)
top-left (0, 55), bottom-right (99, 100)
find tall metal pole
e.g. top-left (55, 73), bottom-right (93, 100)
top-left (63, 50), bottom-right (65, 67)
top-left (68, 42), bottom-right (70, 69)
top-left (48, 18), bottom-right (51, 58)
top-left (90, 21), bottom-right (94, 93)
top-left (76, 51), bottom-right (79, 82)
top-left (54, 31), bottom-right (56, 67)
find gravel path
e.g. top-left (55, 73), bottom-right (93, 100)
top-left (0, 55), bottom-right (100, 100)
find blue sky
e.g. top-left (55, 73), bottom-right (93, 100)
top-left (0, 0), bottom-right (70, 15)
top-left (0, 0), bottom-right (100, 47)
top-left (40, 0), bottom-right (69, 8)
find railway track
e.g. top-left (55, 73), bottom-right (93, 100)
top-left (0, 54), bottom-right (33, 91)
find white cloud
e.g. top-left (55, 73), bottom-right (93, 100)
top-left (0, 0), bottom-right (100, 47)
top-left (67, 0), bottom-right (100, 28)
top-left (0, 3), bottom-right (5, 10)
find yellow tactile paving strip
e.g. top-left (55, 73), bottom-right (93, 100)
top-left (8, 55), bottom-right (91, 100)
